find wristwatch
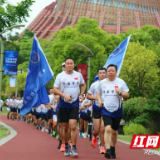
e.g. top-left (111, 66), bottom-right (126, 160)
top-left (119, 92), bottom-right (122, 96)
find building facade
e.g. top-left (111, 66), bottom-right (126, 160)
top-left (22, 0), bottom-right (160, 39)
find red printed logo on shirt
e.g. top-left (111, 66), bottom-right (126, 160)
top-left (74, 77), bottom-right (78, 80)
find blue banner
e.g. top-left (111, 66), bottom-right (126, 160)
top-left (3, 50), bottom-right (18, 75)
top-left (20, 35), bottom-right (54, 116)
top-left (94, 35), bottom-right (131, 81)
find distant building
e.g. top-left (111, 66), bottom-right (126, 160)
top-left (21, 0), bottom-right (160, 39)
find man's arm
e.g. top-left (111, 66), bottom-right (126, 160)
top-left (86, 93), bottom-right (97, 101)
top-left (115, 88), bottom-right (129, 99)
top-left (97, 92), bottom-right (103, 108)
top-left (53, 87), bottom-right (71, 101)
top-left (80, 83), bottom-right (86, 95)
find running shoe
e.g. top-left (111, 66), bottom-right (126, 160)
top-left (91, 136), bottom-right (97, 148)
top-left (60, 143), bottom-right (65, 152)
top-left (70, 147), bottom-right (78, 157)
top-left (100, 146), bottom-right (105, 154)
top-left (64, 146), bottom-right (70, 156)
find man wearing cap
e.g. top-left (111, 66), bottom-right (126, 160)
top-left (62, 62), bottom-right (66, 71)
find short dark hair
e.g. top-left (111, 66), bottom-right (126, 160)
top-left (65, 58), bottom-right (74, 62)
top-left (106, 64), bottom-right (117, 71)
top-left (97, 68), bottom-right (106, 73)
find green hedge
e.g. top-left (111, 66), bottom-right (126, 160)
top-left (124, 123), bottom-right (149, 135)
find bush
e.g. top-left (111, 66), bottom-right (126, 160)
top-left (1, 92), bottom-right (8, 101)
top-left (123, 123), bottom-right (149, 135)
top-left (123, 97), bottom-right (148, 122)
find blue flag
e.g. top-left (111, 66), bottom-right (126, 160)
top-left (94, 35), bottom-right (131, 81)
top-left (20, 35), bottom-right (54, 116)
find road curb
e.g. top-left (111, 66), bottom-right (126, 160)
top-left (0, 121), bottom-right (17, 146)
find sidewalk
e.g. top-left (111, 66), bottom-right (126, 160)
top-left (0, 115), bottom-right (159, 160)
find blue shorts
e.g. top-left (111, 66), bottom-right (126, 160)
top-left (57, 98), bottom-right (79, 108)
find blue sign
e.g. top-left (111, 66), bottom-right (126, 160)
top-left (3, 50), bottom-right (18, 75)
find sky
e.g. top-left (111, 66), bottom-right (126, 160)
top-left (7, 0), bottom-right (56, 34)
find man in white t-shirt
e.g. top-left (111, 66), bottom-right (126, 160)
top-left (80, 97), bottom-right (92, 138)
top-left (97, 64), bottom-right (129, 159)
top-left (54, 58), bottom-right (86, 157)
top-left (10, 96), bottom-right (16, 120)
top-left (6, 95), bottom-right (11, 119)
top-left (0, 99), bottom-right (4, 112)
top-left (87, 68), bottom-right (106, 154)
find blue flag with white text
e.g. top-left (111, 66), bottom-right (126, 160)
top-left (94, 35), bottom-right (131, 81)
top-left (20, 35), bottom-right (54, 116)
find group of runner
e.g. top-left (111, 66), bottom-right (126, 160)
top-left (4, 58), bottom-right (129, 159)
top-left (52, 58), bottom-right (129, 159)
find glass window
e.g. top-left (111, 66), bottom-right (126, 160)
top-left (107, 0), bottom-right (111, 6)
top-left (101, 0), bottom-right (105, 5)
top-left (110, 0), bottom-right (113, 6)
top-left (114, 1), bottom-right (118, 7)
top-left (94, 0), bottom-right (97, 4)
top-left (117, 1), bottom-right (121, 7)
top-left (128, 3), bottom-right (131, 9)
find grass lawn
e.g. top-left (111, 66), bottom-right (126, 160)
top-left (1, 107), bottom-right (7, 115)
top-left (0, 107), bottom-right (10, 140)
top-left (118, 135), bottom-right (133, 143)
top-left (0, 125), bottom-right (10, 140)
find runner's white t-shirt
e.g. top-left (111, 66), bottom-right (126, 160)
top-left (10, 99), bottom-right (16, 108)
top-left (49, 94), bottom-right (54, 105)
top-left (36, 106), bottom-right (41, 113)
top-left (6, 98), bottom-right (12, 107)
top-left (0, 100), bottom-right (4, 108)
top-left (54, 70), bottom-right (85, 103)
top-left (97, 77), bottom-right (129, 113)
top-left (81, 98), bottom-right (91, 113)
top-left (41, 104), bottom-right (48, 114)
top-left (88, 81), bottom-right (100, 106)
top-left (19, 100), bottom-right (23, 109)
top-left (16, 100), bottom-right (23, 109)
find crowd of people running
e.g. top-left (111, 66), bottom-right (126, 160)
top-left (1, 58), bottom-right (129, 159)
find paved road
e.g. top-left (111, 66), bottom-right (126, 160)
top-left (0, 115), bottom-right (159, 160)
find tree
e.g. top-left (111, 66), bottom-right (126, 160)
top-left (123, 97), bottom-right (148, 122)
top-left (120, 42), bottom-right (159, 97)
top-left (49, 17), bottom-right (111, 82)
top-left (0, 0), bottom-right (34, 33)
top-left (134, 98), bottom-right (160, 134)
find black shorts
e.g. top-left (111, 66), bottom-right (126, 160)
top-left (41, 114), bottom-right (48, 122)
top-left (48, 110), bottom-right (53, 119)
top-left (83, 113), bottom-right (90, 121)
top-left (103, 115), bottom-right (121, 131)
top-left (79, 114), bottom-right (83, 119)
top-left (36, 113), bottom-right (41, 119)
top-left (59, 107), bottom-right (79, 123)
top-left (56, 110), bottom-right (60, 124)
top-left (17, 108), bottom-right (21, 113)
top-left (12, 108), bottom-right (16, 113)
top-left (93, 110), bottom-right (101, 119)
top-left (32, 110), bottom-right (37, 116)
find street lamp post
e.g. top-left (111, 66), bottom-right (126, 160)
top-left (15, 68), bottom-right (23, 98)
top-left (0, 25), bottom-right (25, 129)
top-left (73, 44), bottom-right (94, 90)
top-left (0, 24), bottom-right (25, 100)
